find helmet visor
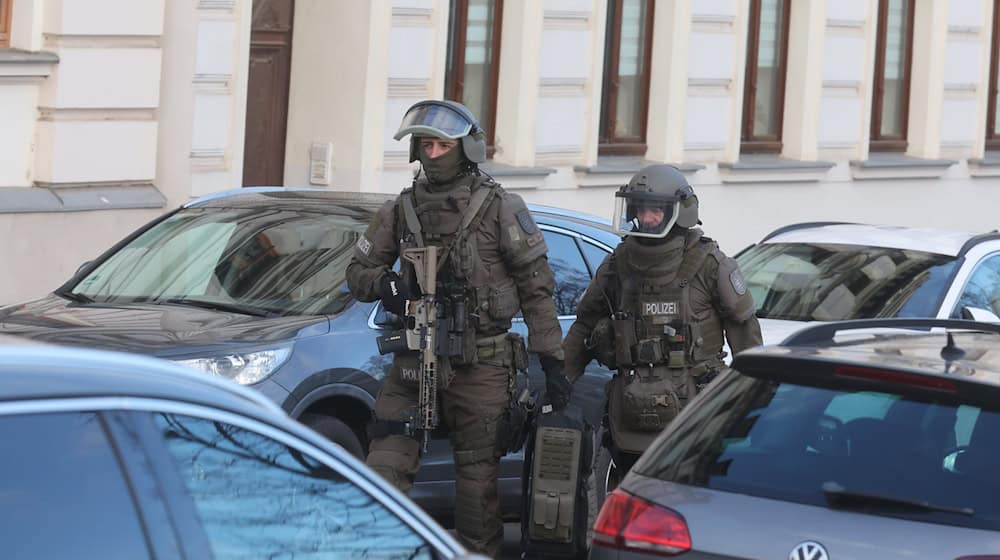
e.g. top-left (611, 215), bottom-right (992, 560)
top-left (394, 103), bottom-right (474, 140)
top-left (612, 192), bottom-right (680, 239)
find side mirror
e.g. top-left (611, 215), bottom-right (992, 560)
top-left (373, 305), bottom-right (404, 329)
top-left (960, 306), bottom-right (1000, 323)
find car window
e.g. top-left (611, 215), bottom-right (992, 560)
top-left (737, 242), bottom-right (960, 321)
top-left (72, 208), bottom-right (362, 316)
top-left (952, 253), bottom-right (1000, 318)
top-left (0, 412), bottom-right (150, 559)
top-left (580, 238), bottom-right (611, 275)
top-left (638, 372), bottom-right (1000, 531)
top-left (543, 230), bottom-right (592, 316)
top-left (153, 413), bottom-right (436, 559)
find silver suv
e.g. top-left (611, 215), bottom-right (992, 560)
top-left (591, 319), bottom-right (1000, 559)
top-left (737, 222), bottom-right (1000, 343)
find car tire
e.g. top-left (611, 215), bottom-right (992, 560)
top-left (592, 442), bottom-right (622, 511)
top-left (301, 414), bottom-right (365, 459)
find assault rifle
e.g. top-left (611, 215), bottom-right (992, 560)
top-left (401, 245), bottom-right (440, 451)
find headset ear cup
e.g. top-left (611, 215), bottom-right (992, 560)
top-left (409, 138), bottom-right (419, 162)
top-left (461, 133), bottom-right (487, 163)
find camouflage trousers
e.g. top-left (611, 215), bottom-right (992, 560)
top-left (366, 338), bottom-right (513, 557)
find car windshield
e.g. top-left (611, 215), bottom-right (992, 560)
top-left (637, 372), bottom-right (1000, 531)
top-left (737, 242), bottom-right (960, 321)
top-left (68, 207), bottom-right (365, 316)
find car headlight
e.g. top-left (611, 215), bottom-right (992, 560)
top-left (175, 347), bottom-right (292, 385)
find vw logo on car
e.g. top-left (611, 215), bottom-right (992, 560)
top-left (790, 541), bottom-right (829, 560)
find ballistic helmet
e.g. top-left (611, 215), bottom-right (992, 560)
top-left (612, 164), bottom-right (699, 239)
top-left (394, 100), bottom-right (487, 163)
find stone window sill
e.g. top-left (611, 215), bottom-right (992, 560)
top-left (968, 152), bottom-right (1000, 178)
top-left (849, 153), bottom-right (957, 180)
top-left (719, 155), bottom-right (835, 183)
top-left (0, 184), bottom-right (167, 214)
top-left (574, 157), bottom-right (704, 187)
top-left (479, 161), bottom-right (556, 178)
top-left (478, 161), bottom-right (557, 190)
top-left (0, 49), bottom-right (59, 79)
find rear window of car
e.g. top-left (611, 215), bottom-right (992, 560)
top-left (737, 242), bottom-right (960, 321)
top-left (637, 371), bottom-right (1000, 531)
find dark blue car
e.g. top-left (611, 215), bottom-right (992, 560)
top-left (0, 187), bottom-right (620, 522)
top-left (0, 336), bottom-right (484, 559)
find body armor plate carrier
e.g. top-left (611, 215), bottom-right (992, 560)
top-left (612, 238), bottom-right (724, 433)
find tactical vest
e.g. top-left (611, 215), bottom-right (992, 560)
top-left (397, 176), bottom-right (521, 342)
top-left (610, 236), bottom-right (726, 433)
top-left (613, 237), bottom-right (725, 372)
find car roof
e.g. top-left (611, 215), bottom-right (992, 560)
top-left (183, 186), bottom-right (617, 235)
top-left (734, 319), bottom-right (1000, 394)
top-left (760, 222), bottom-right (1000, 257)
top-left (0, 342), bottom-right (287, 418)
top-left (184, 187), bottom-right (393, 212)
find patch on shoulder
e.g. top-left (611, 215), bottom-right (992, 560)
top-left (507, 225), bottom-right (521, 242)
top-left (730, 269), bottom-right (747, 296)
top-left (356, 235), bottom-right (373, 256)
top-left (516, 208), bottom-right (538, 234)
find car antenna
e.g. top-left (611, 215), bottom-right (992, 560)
top-left (940, 332), bottom-right (966, 373)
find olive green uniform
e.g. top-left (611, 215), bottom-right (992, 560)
top-left (563, 228), bottom-right (762, 453)
top-left (347, 174), bottom-right (563, 556)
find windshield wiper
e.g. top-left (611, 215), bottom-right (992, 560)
top-left (822, 481), bottom-right (974, 516)
top-left (152, 298), bottom-right (280, 318)
top-left (55, 289), bottom-right (94, 304)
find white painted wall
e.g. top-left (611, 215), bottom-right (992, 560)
top-left (0, 82), bottom-right (43, 187)
top-left (0, 0), bottom-right (168, 303)
top-left (5, 0), bottom-right (1000, 306)
top-left (284, 0), bottom-right (390, 192)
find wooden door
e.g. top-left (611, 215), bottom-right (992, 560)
top-left (242, 0), bottom-right (294, 186)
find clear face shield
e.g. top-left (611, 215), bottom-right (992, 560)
top-left (612, 192), bottom-right (680, 239)
top-left (394, 103), bottom-right (474, 141)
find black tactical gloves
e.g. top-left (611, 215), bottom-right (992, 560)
top-left (540, 355), bottom-right (572, 411)
top-left (379, 271), bottom-right (408, 315)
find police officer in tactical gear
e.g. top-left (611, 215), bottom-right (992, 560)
top-left (563, 164), bottom-right (762, 479)
top-left (346, 99), bottom-right (571, 557)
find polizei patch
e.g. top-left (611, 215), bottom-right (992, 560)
top-left (643, 301), bottom-right (678, 316)
top-left (400, 366), bottom-right (419, 383)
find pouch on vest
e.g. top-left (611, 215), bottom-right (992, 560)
top-left (521, 403), bottom-right (594, 559)
top-left (612, 313), bottom-right (638, 366)
top-left (487, 277), bottom-right (521, 322)
top-left (620, 371), bottom-right (681, 432)
top-left (389, 351), bottom-right (422, 389)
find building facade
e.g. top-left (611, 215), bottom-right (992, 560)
top-left (1, 0), bottom-right (999, 303)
